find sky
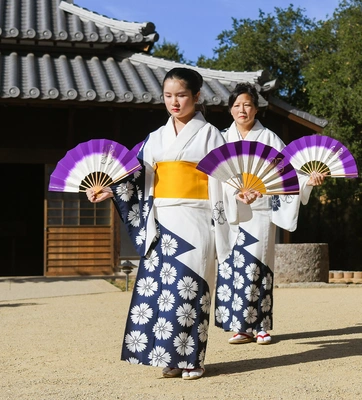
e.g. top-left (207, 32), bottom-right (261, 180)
top-left (76, 0), bottom-right (341, 63)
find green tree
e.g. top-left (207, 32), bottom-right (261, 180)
top-left (296, 0), bottom-right (362, 269)
top-left (196, 6), bottom-right (319, 109)
top-left (151, 39), bottom-right (186, 63)
top-left (304, 0), bottom-right (362, 151)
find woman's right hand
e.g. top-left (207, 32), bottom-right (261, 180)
top-left (306, 171), bottom-right (326, 187)
top-left (86, 187), bottom-right (114, 203)
top-left (236, 189), bottom-right (262, 205)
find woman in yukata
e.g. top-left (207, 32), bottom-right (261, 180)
top-left (215, 82), bottom-right (325, 346)
top-left (87, 68), bottom-right (257, 380)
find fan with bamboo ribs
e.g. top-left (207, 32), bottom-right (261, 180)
top-left (281, 135), bottom-right (358, 178)
top-left (196, 140), bottom-right (300, 195)
top-left (48, 139), bottom-right (142, 194)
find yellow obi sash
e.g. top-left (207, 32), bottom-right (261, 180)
top-left (154, 161), bottom-right (209, 199)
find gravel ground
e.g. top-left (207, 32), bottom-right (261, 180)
top-left (1, 283), bottom-right (362, 400)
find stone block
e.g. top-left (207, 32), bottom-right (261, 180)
top-left (274, 243), bottom-right (329, 284)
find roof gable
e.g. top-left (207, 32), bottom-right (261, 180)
top-left (0, 0), bottom-right (159, 48)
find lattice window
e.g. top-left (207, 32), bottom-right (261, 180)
top-left (47, 192), bottom-right (111, 226)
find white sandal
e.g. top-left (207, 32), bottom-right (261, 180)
top-left (256, 330), bottom-right (272, 345)
top-left (228, 332), bottom-right (254, 344)
top-left (182, 368), bottom-right (205, 380)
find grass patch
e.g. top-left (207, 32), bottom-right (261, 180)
top-left (107, 278), bottom-right (135, 292)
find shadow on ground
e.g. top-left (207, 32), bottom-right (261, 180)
top-left (207, 325), bottom-right (362, 376)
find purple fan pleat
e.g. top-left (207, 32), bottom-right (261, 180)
top-left (130, 141), bottom-right (144, 156)
top-left (257, 141), bottom-right (280, 160)
top-left (281, 142), bottom-right (298, 162)
top-left (48, 175), bottom-right (67, 191)
top-left (120, 147), bottom-right (142, 170)
top-left (281, 169), bottom-right (300, 191)
top-left (49, 160), bottom-right (73, 191)
top-left (196, 148), bottom-right (222, 175)
top-left (342, 157), bottom-right (359, 176)
top-left (283, 179), bottom-right (300, 192)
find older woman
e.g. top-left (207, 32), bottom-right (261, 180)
top-left (215, 83), bottom-right (325, 345)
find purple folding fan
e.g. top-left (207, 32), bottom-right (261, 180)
top-left (196, 140), bottom-right (300, 195)
top-left (281, 135), bottom-right (358, 178)
top-left (49, 139), bottom-right (142, 193)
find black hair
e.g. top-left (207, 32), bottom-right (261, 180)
top-left (162, 67), bottom-right (203, 96)
top-left (228, 82), bottom-right (259, 111)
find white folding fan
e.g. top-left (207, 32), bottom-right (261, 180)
top-left (281, 135), bottom-right (358, 178)
top-left (48, 139), bottom-right (142, 194)
top-left (196, 140), bottom-right (300, 195)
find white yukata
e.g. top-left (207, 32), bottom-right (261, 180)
top-left (215, 120), bottom-right (313, 334)
top-left (112, 112), bottom-right (246, 370)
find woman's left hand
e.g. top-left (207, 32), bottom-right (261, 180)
top-left (86, 186), bottom-right (114, 203)
top-left (236, 189), bottom-right (262, 205)
top-left (307, 171), bottom-right (326, 186)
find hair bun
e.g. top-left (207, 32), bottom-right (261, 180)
top-left (163, 67), bottom-right (203, 95)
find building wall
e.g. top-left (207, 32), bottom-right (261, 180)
top-left (0, 103), bottom-right (318, 276)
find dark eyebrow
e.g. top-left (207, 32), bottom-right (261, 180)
top-left (164, 91), bottom-right (188, 95)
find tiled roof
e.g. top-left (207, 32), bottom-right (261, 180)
top-left (0, 50), bottom-right (275, 106)
top-left (0, 0), bottom-right (159, 47)
top-left (0, 0), bottom-right (328, 129)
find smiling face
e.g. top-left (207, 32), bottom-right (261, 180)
top-left (230, 93), bottom-right (258, 135)
top-left (163, 78), bottom-right (200, 124)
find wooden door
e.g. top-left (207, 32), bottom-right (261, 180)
top-left (44, 165), bottom-right (117, 276)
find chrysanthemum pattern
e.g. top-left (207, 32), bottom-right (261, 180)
top-left (212, 201), bottom-right (227, 225)
top-left (112, 165), bottom-right (210, 370)
top-left (215, 226), bottom-right (274, 333)
top-left (271, 194), bottom-right (295, 212)
top-left (271, 195), bottom-right (281, 211)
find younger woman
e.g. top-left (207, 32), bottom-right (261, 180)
top-left (87, 69), bottom-right (256, 379)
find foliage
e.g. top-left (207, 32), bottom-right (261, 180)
top-left (298, 0), bottom-right (362, 269)
top-left (196, 6), bottom-right (318, 109)
top-left (151, 39), bottom-right (187, 63)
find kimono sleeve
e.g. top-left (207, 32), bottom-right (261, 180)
top-left (111, 163), bottom-right (158, 257)
top-left (270, 173), bottom-right (313, 232)
top-left (111, 169), bottom-right (149, 256)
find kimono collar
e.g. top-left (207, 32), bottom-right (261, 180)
top-left (162, 111), bottom-right (207, 160)
top-left (228, 120), bottom-right (265, 142)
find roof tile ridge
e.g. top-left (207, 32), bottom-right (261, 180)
top-left (59, 1), bottom-right (155, 34)
top-left (127, 53), bottom-right (269, 84)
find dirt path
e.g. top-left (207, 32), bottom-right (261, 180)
top-left (1, 284), bottom-right (362, 399)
